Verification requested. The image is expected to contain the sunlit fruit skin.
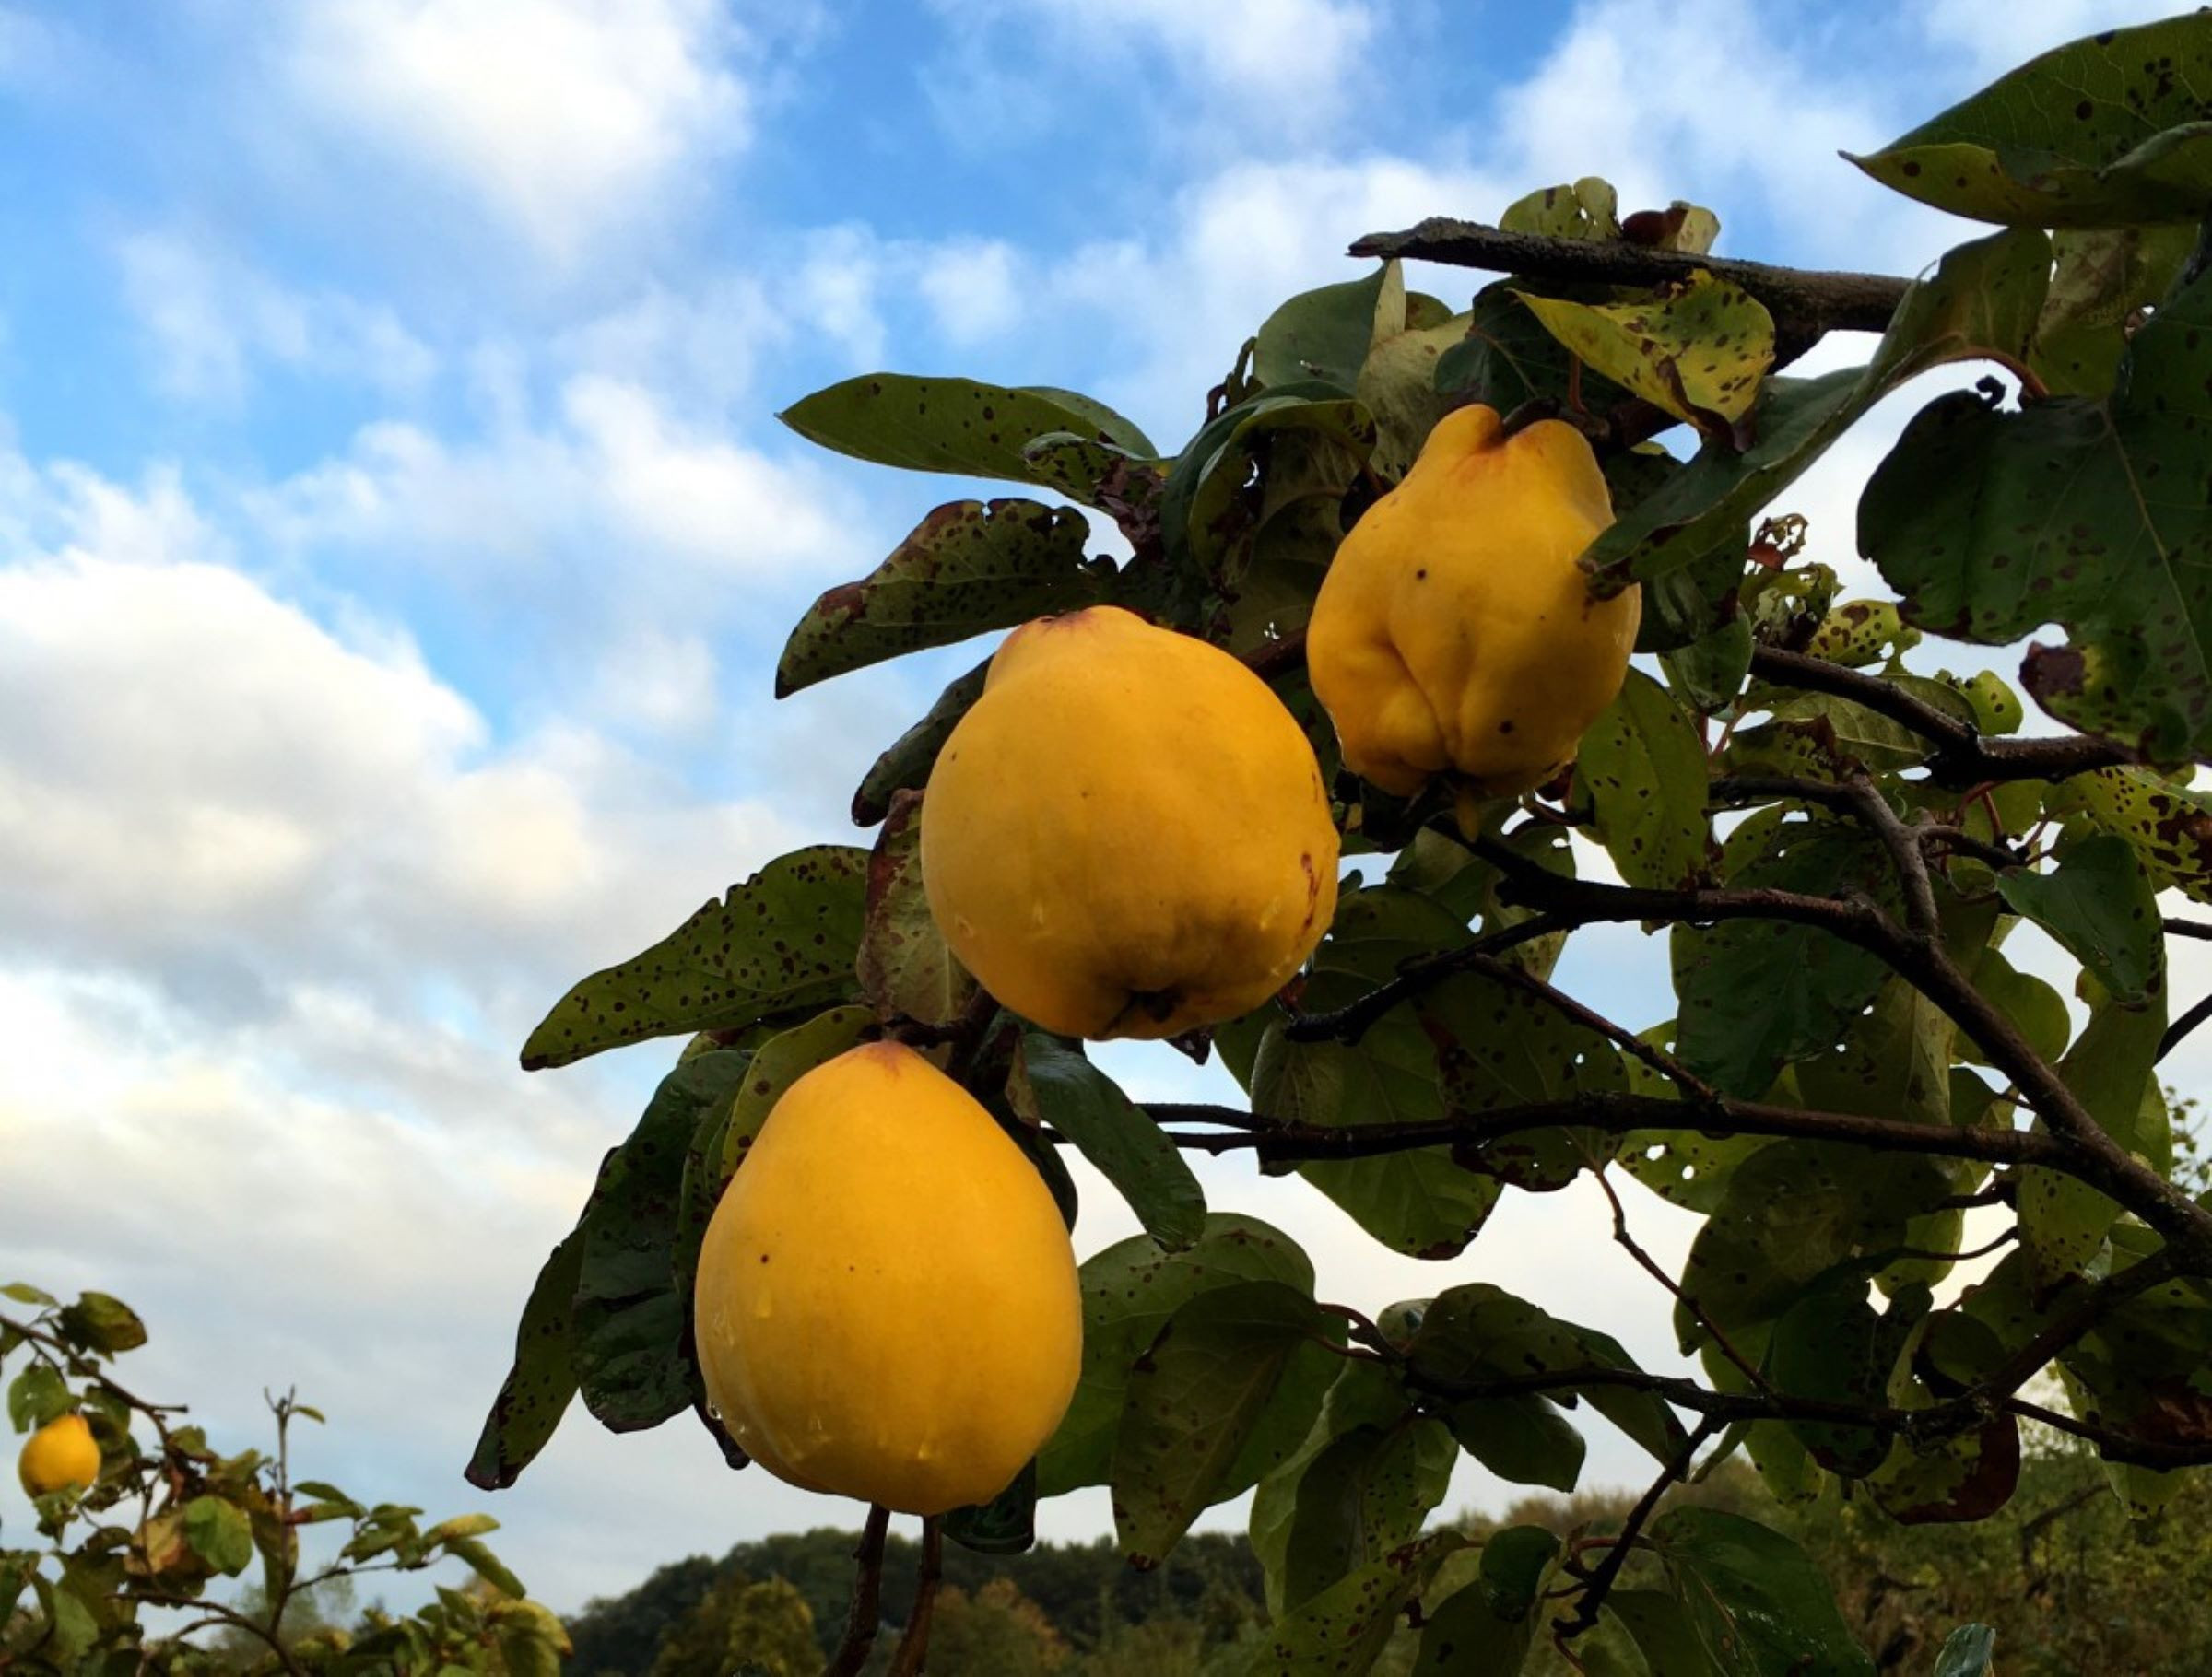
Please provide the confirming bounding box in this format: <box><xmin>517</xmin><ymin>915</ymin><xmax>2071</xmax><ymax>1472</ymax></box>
<box><xmin>18</xmin><ymin>1413</ymin><xmax>100</xmax><ymax>1497</ymax></box>
<box><xmin>692</xmin><ymin>1041</ymin><xmax>1081</xmax><ymax>1516</ymax></box>
<box><xmin>1306</xmin><ymin>404</ymin><xmax>1641</xmax><ymax>800</ymax></box>
<box><xmin>920</xmin><ymin>604</ymin><xmax>1339</xmax><ymax>1039</ymax></box>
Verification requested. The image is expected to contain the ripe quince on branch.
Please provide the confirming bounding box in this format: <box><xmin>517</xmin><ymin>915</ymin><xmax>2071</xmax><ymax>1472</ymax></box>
<box><xmin>691</xmin><ymin>1042</ymin><xmax>1080</xmax><ymax>1516</ymax></box>
<box><xmin>18</xmin><ymin>1412</ymin><xmax>100</xmax><ymax>1497</ymax></box>
<box><xmin>1307</xmin><ymin>405</ymin><xmax>1640</xmax><ymax>810</ymax></box>
<box><xmin>922</xmin><ymin>604</ymin><xmax>1339</xmax><ymax>1039</ymax></box>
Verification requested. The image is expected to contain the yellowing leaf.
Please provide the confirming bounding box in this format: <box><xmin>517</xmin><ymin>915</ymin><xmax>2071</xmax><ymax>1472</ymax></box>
<box><xmin>1514</xmin><ymin>271</ymin><xmax>1775</xmax><ymax>435</ymax></box>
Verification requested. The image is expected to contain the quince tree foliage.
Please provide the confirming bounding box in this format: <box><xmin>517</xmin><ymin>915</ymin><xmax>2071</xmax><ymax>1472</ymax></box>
<box><xmin>1</xmin><ymin>1284</ymin><xmax>565</xmax><ymax>1675</ymax></box>
<box><xmin>477</xmin><ymin>13</ymin><xmax>2212</xmax><ymax>1673</ymax></box>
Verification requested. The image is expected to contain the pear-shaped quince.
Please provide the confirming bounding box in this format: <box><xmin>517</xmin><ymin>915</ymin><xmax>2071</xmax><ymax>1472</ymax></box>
<box><xmin>692</xmin><ymin>1041</ymin><xmax>1080</xmax><ymax>1516</ymax></box>
<box><xmin>1307</xmin><ymin>405</ymin><xmax>1640</xmax><ymax>802</ymax></box>
<box><xmin>921</xmin><ymin>604</ymin><xmax>1339</xmax><ymax>1039</ymax></box>
<box><xmin>18</xmin><ymin>1413</ymin><xmax>100</xmax><ymax>1497</ymax></box>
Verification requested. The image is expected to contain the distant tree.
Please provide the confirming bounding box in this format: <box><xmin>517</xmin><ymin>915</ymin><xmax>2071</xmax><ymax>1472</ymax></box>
<box><xmin>925</xmin><ymin>1577</ymin><xmax>1069</xmax><ymax>1675</ymax></box>
<box><xmin>720</xmin><ymin>1577</ymin><xmax>818</xmax><ymax>1676</ymax></box>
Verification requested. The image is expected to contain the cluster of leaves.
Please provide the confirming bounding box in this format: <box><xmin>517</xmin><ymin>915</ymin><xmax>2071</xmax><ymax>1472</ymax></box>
<box><xmin>2</xmin><ymin>1283</ymin><xmax>563</xmax><ymax>1675</ymax></box>
<box><xmin>476</xmin><ymin>13</ymin><xmax>2212</xmax><ymax>1674</ymax></box>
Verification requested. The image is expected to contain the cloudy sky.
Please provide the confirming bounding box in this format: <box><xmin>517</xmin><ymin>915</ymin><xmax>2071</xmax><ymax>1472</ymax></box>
<box><xmin>2</xmin><ymin>0</ymin><xmax>2199</xmax><ymax>1621</ymax></box>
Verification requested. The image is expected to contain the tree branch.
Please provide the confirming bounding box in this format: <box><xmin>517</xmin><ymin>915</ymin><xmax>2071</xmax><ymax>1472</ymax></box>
<box><xmin>887</xmin><ymin>1516</ymin><xmax>944</xmax><ymax>1677</ymax></box>
<box><xmin>1139</xmin><ymin>1092</ymin><xmax>2065</xmax><ymax>1169</ymax></box>
<box><xmin>1747</xmin><ymin>646</ymin><xmax>2136</xmax><ymax>784</ymax></box>
<box><xmin>824</xmin><ymin>1506</ymin><xmax>891</xmax><ymax>1677</ymax></box>
<box><xmin>1284</xmin><ymin>916</ymin><xmax>1571</xmax><ymax>1044</ymax></box>
<box><xmin>1565</xmin><ymin>1416</ymin><xmax>1724</xmax><ymax>1639</ymax></box>
<box><xmin>1349</xmin><ymin>218</ymin><xmax>1911</xmax><ymax>339</ymax></box>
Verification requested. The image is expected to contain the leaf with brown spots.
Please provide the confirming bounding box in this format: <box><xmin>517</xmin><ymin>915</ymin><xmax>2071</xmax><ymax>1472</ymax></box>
<box><xmin>776</xmin><ymin>498</ymin><xmax>1109</xmax><ymax>696</ymax></box>
<box><xmin>779</xmin><ymin>374</ymin><xmax>1155</xmax><ymax>492</ymax></box>
<box><xmin>1847</xmin><ymin>14</ymin><xmax>2212</xmax><ymax>227</ymax></box>
<box><xmin>1862</xmin><ymin>259</ymin><xmax>2212</xmax><ymax>761</ymax></box>
<box><xmin>520</xmin><ymin>846</ymin><xmax>868</xmax><ymax>1071</ymax></box>
<box><xmin>1516</xmin><ymin>270</ymin><xmax>1776</xmax><ymax>437</ymax></box>
<box><xmin>856</xmin><ymin>792</ymin><xmax>972</xmax><ymax>1027</ymax></box>
<box><xmin>2048</xmin><ymin>766</ymin><xmax>2212</xmax><ymax>903</ymax></box>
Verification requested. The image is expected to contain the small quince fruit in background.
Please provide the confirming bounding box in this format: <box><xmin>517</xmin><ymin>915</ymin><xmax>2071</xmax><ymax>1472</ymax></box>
<box><xmin>921</xmin><ymin>604</ymin><xmax>1339</xmax><ymax>1039</ymax></box>
<box><xmin>1306</xmin><ymin>404</ymin><xmax>1640</xmax><ymax>806</ymax></box>
<box><xmin>692</xmin><ymin>1041</ymin><xmax>1080</xmax><ymax>1516</ymax></box>
<box><xmin>18</xmin><ymin>1412</ymin><xmax>100</xmax><ymax>1497</ymax></box>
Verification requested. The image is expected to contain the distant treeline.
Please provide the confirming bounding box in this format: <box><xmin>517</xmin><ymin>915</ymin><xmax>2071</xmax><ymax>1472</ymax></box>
<box><xmin>565</xmin><ymin>1437</ymin><xmax>2212</xmax><ymax>1676</ymax></box>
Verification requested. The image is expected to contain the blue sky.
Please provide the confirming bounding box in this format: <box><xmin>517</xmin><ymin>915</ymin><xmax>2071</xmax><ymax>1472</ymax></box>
<box><xmin>2</xmin><ymin>0</ymin><xmax>2198</xmax><ymax>1619</ymax></box>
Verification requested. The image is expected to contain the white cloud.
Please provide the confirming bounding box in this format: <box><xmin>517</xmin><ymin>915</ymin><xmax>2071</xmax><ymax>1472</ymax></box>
<box><xmin>916</xmin><ymin>238</ymin><xmax>1025</xmax><ymax>347</ymax></box>
<box><xmin>1917</xmin><ymin>0</ymin><xmax>2184</xmax><ymax>76</ymax></box>
<box><xmin>250</xmin><ymin>374</ymin><xmax>850</xmax><ymax>584</ymax></box>
<box><xmin>283</xmin><ymin>0</ymin><xmax>750</xmax><ymax>259</ymax></box>
<box><xmin>116</xmin><ymin>230</ymin><xmax>437</xmax><ymax>405</ymax></box>
<box><xmin>927</xmin><ymin>0</ymin><xmax>1379</xmax><ymax>148</ymax></box>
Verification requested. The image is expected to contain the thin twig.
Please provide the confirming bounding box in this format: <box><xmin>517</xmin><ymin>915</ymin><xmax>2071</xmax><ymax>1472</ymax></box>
<box><xmin>1842</xmin><ymin>773</ymin><xmax>1939</xmax><ymax>936</ymax></box>
<box><xmin>888</xmin><ymin>1517</ymin><xmax>944</xmax><ymax>1677</ymax></box>
<box><xmin>1593</xmin><ymin>1166</ymin><xmax>1767</xmax><ymax>1392</ymax></box>
<box><xmin>2160</xmin><ymin>991</ymin><xmax>2212</xmax><ymax>1063</ymax></box>
<box><xmin>1284</xmin><ymin>916</ymin><xmax>1571</xmax><ymax>1043</ymax></box>
<box><xmin>1564</xmin><ymin>1417</ymin><xmax>1724</xmax><ymax>1638</ymax></box>
<box><xmin>825</xmin><ymin>1506</ymin><xmax>892</xmax><ymax>1677</ymax></box>
<box><xmin>1242</xmin><ymin>628</ymin><xmax>1309</xmax><ymax>683</ymax></box>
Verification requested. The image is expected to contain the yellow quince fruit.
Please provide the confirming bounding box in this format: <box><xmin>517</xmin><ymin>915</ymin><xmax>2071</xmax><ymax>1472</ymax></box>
<box><xmin>921</xmin><ymin>604</ymin><xmax>1339</xmax><ymax>1039</ymax></box>
<box><xmin>692</xmin><ymin>1041</ymin><xmax>1080</xmax><ymax>1515</ymax></box>
<box><xmin>18</xmin><ymin>1413</ymin><xmax>100</xmax><ymax>1497</ymax></box>
<box><xmin>1307</xmin><ymin>404</ymin><xmax>1640</xmax><ymax>804</ymax></box>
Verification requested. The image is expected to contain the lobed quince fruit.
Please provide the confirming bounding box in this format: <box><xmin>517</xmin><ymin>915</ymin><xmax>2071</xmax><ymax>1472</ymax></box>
<box><xmin>18</xmin><ymin>1413</ymin><xmax>100</xmax><ymax>1497</ymax></box>
<box><xmin>921</xmin><ymin>604</ymin><xmax>1338</xmax><ymax>1039</ymax></box>
<box><xmin>1306</xmin><ymin>405</ymin><xmax>1641</xmax><ymax>805</ymax></box>
<box><xmin>692</xmin><ymin>1041</ymin><xmax>1080</xmax><ymax>1516</ymax></box>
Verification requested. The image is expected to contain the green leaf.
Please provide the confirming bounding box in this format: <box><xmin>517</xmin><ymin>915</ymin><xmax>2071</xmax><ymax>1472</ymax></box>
<box><xmin>1516</xmin><ymin>272</ymin><xmax>1775</xmax><ymax>433</ymax></box>
<box><xmin>1414</xmin><ymin>1526</ymin><xmax>1563</xmax><ymax>1674</ymax></box>
<box><xmin>1862</xmin><ymin>259</ymin><xmax>2212</xmax><ymax>758</ymax></box>
<box><xmin>1273</xmin><ymin>1417</ymin><xmax>1456</xmax><ymax>1613</ymax></box>
<box><xmin>7</xmin><ymin>1365</ymin><xmax>67</xmax><ymax>1431</ymax></box>
<box><xmin>1040</xmin><ymin>1215</ymin><xmax>1313</xmax><ymax>1496</ymax></box>
<box><xmin>1672</xmin><ymin>820</ymin><xmax>1894</xmax><ymax>1096</ymax></box>
<box><xmin>30</xmin><ymin>1575</ymin><xmax>97</xmax><ymax>1663</ymax></box>
<box><xmin>1438</xmin><ymin>279</ymin><xmax>1632</xmax><ymax>417</ymax></box>
<box><xmin>851</xmin><ymin>657</ymin><xmax>988</xmax><ymax>827</ymax></box>
<box><xmin>2034</xmin><ymin>224</ymin><xmax>2195</xmax><ymax>395</ymax></box>
<box><xmin>1578</xmin><ymin>668</ymin><xmax>1711</xmax><ymax>890</ymax></box>
<box><xmin>1765</xmin><ymin>1276</ymin><xmax>1900</xmax><ymax>1478</ymax></box>
<box><xmin>1241</xmin><ymin>1534</ymin><xmax>1468</xmax><ymax>1676</ymax></box>
<box><xmin>1013</xmin><ymin>1035</ymin><xmax>1205</xmax><ymax>1253</ymax></box>
<box><xmin>1501</xmin><ymin>179</ymin><xmax>1620</xmax><ymax>240</ymax></box>
<box><xmin>574</xmin><ymin>1050</ymin><xmax>755</xmax><ymax>1432</ymax></box>
<box><xmin>2021</xmin><ymin>991</ymin><xmax>2168</xmax><ymax>1281</ymax></box>
<box><xmin>1406</xmin><ymin>1284</ymin><xmax>1688</xmax><ymax>1471</ymax></box>
<box><xmin>1996</xmin><ymin>832</ymin><xmax>2164</xmax><ymax>1004</ymax></box>
<box><xmin>2047</xmin><ymin>766</ymin><xmax>2212</xmax><ymax>903</ymax></box>
<box><xmin>1607</xmin><ymin>1588</ymin><xmax>1722</xmax><ymax>1675</ymax></box>
<box><xmin>1846</xmin><ymin>16</ymin><xmax>2212</xmax><ymax>227</ymax></box>
<box><xmin>1661</xmin><ymin>615</ymin><xmax>1755</xmax><ymax>713</ymax></box>
<box><xmin>520</xmin><ymin>846</ymin><xmax>866</xmax><ymax>1070</ymax></box>
<box><xmin>1357</xmin><ymin>281</ymin><xmax>1472</xmax><ymax>477</ymax></box>
<box><xmin>1175</xmin><ymin>396</ymin><xmax>1373</xmax><ymax>583</ymax></box>
<box><xmin>53</xmin><ymin>1292</ymin><xmax>146</xmax><ymax>1356</ymax></box>
<box><xmin>1676</xmin><ymin>1142</ymin><xmax>1952</xmax><ymax>1349</ymax></box>
<box><xmin>182</xmin><ymin>1495</ymin><xmax>254</xmax><ymax>1577</ymax></box>
<box><xmin>1445</xmin><ymin>1392</ymin><xmax>1584</xmax><ymax>1492</ymax></box>
<box><xmin>424</xmin><ymin>1513</ymin><xmax>500</xmax><ymax>1545</ymax></box>
<box><xmin>1113</xmin><ymin>1280</ymin><xmax>1340</xmax><ymax>1566</ymax></box>
<box><xmin>0</xmin><ymin>1283</ymin><xmax>56</xmax><ymax>1307</ymax></box>
<box><xmin>1649</xmin><ymin>1507</ymin><xmax>1874</xmax><ymax>1677</ymax></box>
<box><xmin>1584</xmin><ymin>228</ymin><xmax>2052</xmax><ymax>599</ymax></box>
<box><xmin>1253</xmin><ymin>266</ymin><xmax>1393</xmax><ymax>393</ymax></box>
<box><xmin>466</xmin><ymin>1226</ymin><xmax>584</xmax><ymax>1490</ymax></box>
<box><xmin>945</xmin><ymin>1459</ymin><xmax>1038</xmax><ymax>1555</ymax></box>
<box><xmin>1868</xmin><ymin>1311</ymin><xmax>2022</xmax><ymax>1525</ymax></box>
<box><xmin>1934</xmin><ymin>1624</ymin><xmax>1997</xmax><ymax>1677</ymax></box>
<box><xmin>856</xmin><ymin>792</ymin><xmax>972</xmax><ymax>1027</ymax></box>
<box><xmin>775</xmin><ymin>499</ymin><xmax>1104</xmax><ymax>696</ymax></box>
<box><xmin>443</xmin><ymin>1536</ymin><xmax>525</xmax><ymax>1599</ymax></box>
<box><xmin>779</xmin><ymin>375</ymin><xmax>1154</xmax><ymax>489</ymax></box>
